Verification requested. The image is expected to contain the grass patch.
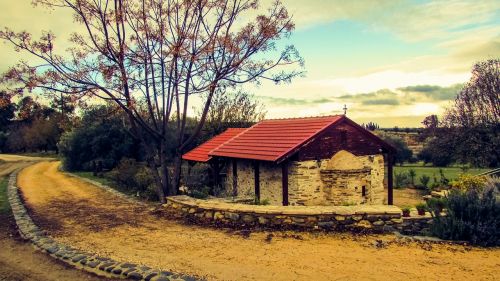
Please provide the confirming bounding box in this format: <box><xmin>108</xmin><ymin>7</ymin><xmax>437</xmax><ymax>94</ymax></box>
<box><xmin>0</xmin><ymin>177</ymin><xmax>10</xmax><ymax>215</ymax></box>
<box><xmin>70</xmin><ymin>171</ymin><xmax>138</xmax><ymax>197</ymax></box>
<box><xmin>19</xmin><ymin>152</ymin><xmax>60</xmax><ymax>159</ymax></box>
<box><xmin>394</xmin><ymin>165</ymin><xmax>490</xmax><ymax>181</ymax></box>
<box><xmin>70</xmin><ymin>171</ymin><xmax>113</xmax><ymax>186</ymax></box>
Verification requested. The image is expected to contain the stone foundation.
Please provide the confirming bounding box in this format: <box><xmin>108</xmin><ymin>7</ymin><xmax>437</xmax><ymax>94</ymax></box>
<box><xmin>165</xmin><ymin>196</ymin><xmax>403</xmax><ymax>232</ymax></box>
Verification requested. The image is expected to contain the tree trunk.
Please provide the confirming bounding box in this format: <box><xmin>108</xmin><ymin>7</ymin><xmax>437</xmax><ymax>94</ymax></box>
<box><xmin>171</xmin><ymin>154</ymin><xmax>182</xmax><ymax>195</ymax></box>
<box><xmin>146</xmin><ymin>156</ymin><xmax>166</xmax><ymax>203</ymax></box>
<box><xmin>159</xmin><ymin>143</ymin><xmax>171</xmax><ymax>196</ymax></box>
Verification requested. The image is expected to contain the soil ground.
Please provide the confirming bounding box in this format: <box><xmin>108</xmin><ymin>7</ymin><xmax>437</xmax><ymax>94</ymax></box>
<box><xmin>15</xmin><ymin>160</ymin><xmax>500</xmax><ymax>281</ymax></box>
<box><xmin>0</xmin><ymin>154</ymin><xmax>112</xmax><ymax>281</ymax></box>
<box><xmin>393</xmin><ymin>188</ymin><xmax>426</xmax><ymax>207</ymax></box>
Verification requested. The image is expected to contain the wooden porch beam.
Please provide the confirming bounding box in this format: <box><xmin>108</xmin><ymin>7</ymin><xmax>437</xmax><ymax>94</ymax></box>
<box><xmin>282</xmin><ymin>161</ymin><xmax>289</xmax><ymax>206</ymax></box>
<box><xmin>388</xmin><ymin>154</ymin><xmax>394</xmax><ymax>205</ymax></box>
<box><xmin>254</xmin><ymin>161</ymin><xmax>260</xmax><ymax>202</ymax></box>
<box><xmin>232</xmin><ymin>159</ymin><xmax>238</xmax><ymax>197</ymax></box>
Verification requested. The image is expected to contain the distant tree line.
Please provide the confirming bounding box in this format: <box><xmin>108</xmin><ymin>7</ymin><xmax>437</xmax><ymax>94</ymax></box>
<box><xmin>0</xmin><ymin>92</ymin><xmax>73</xmax><ymax>153</ymax></box>
<box><xmin>418</xmin><ymin>59</ymin><xmax>499</xmax><ymax>168</ymax></box>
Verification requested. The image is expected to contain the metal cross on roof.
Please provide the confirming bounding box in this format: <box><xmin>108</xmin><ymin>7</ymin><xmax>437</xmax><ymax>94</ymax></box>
<box><xmin>343</xmin><ymin>104</ymin><xmax>348</xmax><ymax>115</ymax></box>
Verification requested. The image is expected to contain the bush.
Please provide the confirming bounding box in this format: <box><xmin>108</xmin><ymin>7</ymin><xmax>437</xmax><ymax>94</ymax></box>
<box><xmin>426</xmin><ymin>197</ymin><xmax>445</xmax><ymax>212</ymax></box>
<box><xmin>450</xmin><ymin>174</ymin><xmax>486</xmax><ymax>191</ymax></box>
<box><xmin>58</xmin><ymin>106</ymin><xmax>140</xmax><ymax>171</ymax></box>
<box><xmin>107</xmin><ymin>158</ymin><xmax>157</xmax><ymax>200</ymax></box>
<box><xmin>419</xmin><ymin>175</ymin><xmax>430</xmax><ymax>189</ymax></box>
<box><xmin>394</xmin><ymin>171</ymin><xmax>410</xmax><ymax>188</ymax></box>
<box><xmin>430</xmin><ymin>181</ymin><xmax>499</xmax><ymax>246</ymax></box>
<box><xmin>189</xmin><ymin>186</ymin><xmax>210</xmax><ymax>199</ymax></box>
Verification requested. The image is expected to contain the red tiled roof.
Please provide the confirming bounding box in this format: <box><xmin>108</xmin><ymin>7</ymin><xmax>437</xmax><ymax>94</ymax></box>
<box><xmin>182</xmin><ymin>128</ymin><xmax>247</xmax><ymax>162</ymax></box>
<box><xmin>209</xmin><ymin>115</ymin><xmax>344</xmax><ymax>162</ymax></box>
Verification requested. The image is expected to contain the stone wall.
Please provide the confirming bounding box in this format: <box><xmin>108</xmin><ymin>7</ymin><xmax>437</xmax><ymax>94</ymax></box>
<box><xmin>396</xmin><ymin>216</ymin><xmax>434</xmax><ymax>236</ymax></box>
<box><xmin>165</xmin><ymin>196</ymin><xmax>403</xmax><ymax>232</ymax></box>
<box><xmin>224</xmin><ymin>150</ymin><xmax>386</xmax><ymax>206</ymax></box>
<box><xmin>290</xmin><ymin>151</ymin><xmax>387</xmax><ymax>206</ymax></box>
<box><xmin>226</xmin><ymin>160</ymin><xmax>254</xmax><ymax>198</ymax></box>
<box><xmin>259</xmin><ymin>162</ymin><xmax>283</xmax><ymax>205</ymax></box>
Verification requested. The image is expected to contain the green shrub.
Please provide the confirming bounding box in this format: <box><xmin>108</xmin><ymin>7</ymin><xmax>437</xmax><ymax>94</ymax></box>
<box><xmin>430</xmin><ymin>183</ymin><xmax>499</xmax><ymax>246</ymax></box>
<box><xmin>107</xmin><ymin>158</ymin><xmax>156</xmax><ymax>200</ymax></box>
<box><xmin>415</xmin><ymin>203</ymin><xmax>427</xmax><ymax>211</ymax></box>
<box><xmin>419</xmin><ymin>175</ymin><xmax>430</xmax><ymax>189</ymax></box>
<box><xmin>394</xmin><ymin>171</ymin><xmax>410</xmax><ymax>188</ymax></box>
<box><xmin>190</xmin><ymin>186</ymin><xmax>210</xmax><ymax>199</ymax></box>
<box><xmin>408</xmin><ymin>169</ymin><xmax>416</xmax><ymax>186</ymax></box>
<box><xmin>426</xmin><ymin>197</ymin><xmax>445</xmax><ymax>212</ymax></box>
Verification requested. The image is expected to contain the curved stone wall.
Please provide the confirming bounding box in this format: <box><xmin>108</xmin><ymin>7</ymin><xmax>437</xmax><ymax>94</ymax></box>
<box><xmin>7</xmin><ymin>171</ymin><xmax>196</xmax><ymax>281</ymax></box>
<box><xmin>165</xmin><ymin>196</ymin><xmax>403</xmax><ymax>232</ymax></box>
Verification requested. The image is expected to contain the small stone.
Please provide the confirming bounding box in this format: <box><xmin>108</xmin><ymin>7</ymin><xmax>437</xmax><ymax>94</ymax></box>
<box><xmin>373</xmin><ymin>220</ymin><xmax>385</xmax><ymax>226</ymax></box>
<box><xmin>120</xmin><ymin>263</ymin><xmax>137</xmax><ymax>268</ymax></box>
<box><xmin>84</xmin><ymin>260</ymin><xmax>98</xmax><ymax>268</ymax></box>
<box><xmin>214</xmin><ymin>212</ymin><xmax>224</xmax><ymax>220</ymax></box>
<box><xmin>356</xmin><ymin>220</ymin><xmax>372</xmax><ymax>228</ymax></box>
<box><xmin>258</xmin><ymin>216</ymin><xmax>269</xmax><ymax>224</ymax></box>
<box><xmin>188</xmin><ymin>208</ymin><xmax>196</xmax><ymax>214</ymax></box>
<box><xmin>204</xmin><ymin>211</ymin><xmax>213</xmax><ymax>219</ymax></box>
<box><xmin>225</xmin><ymin>212</ymin><xmax>239</xmax><ymax>221</ymax></box>
<box><xmin>335</xmin><ymin>216</ymin><xmax>346</xmax><ymax>221</ymax></box>
<box><xmin>352</xmin><ymin>215</ymin><xmax>363</xmax><ymax>221</ymax></box>
<box><xmin>127</xmin><ymin>272</ymin><xmax>143</xmax><ymax>280</ymax></box>
<box><xmin>46</xmin><ymin>245</ymin><xmax>59</xmax><ymax>254</ymax></box>
<box><xmin>112</xmin><ymin>268</ymin><xmax>123</xmax><ymax>274</ymax></box>
<box><xmin>71</xmin><ymin>255</ymin><xmax>86</xmax><ymax>263</ymax></box>
<box><xmin>391</xmin><ymin>218</ymin><xmax>403</xmax><ymax>224</ymax></box>
<box><xmin>292</xmin><ymin>217</ymin><xmax>305</xmax><ymax>223</ymax></box>
<box><xmin>99</xmin><ymin>262</ymin><xmax>114</xmax><ymax>270</ymax></box>
<box><xmin>241</xmin><ymin>214</ymin><xmax>255</xmax><ymax>223</ymax></box>
<box><xmin>144</xmin><ymin>272</ymin><xmax>158</xmax><ymax>281</ymax></box>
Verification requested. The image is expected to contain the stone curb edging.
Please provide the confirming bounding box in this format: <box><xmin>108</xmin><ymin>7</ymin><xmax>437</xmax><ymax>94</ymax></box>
<box><xmin>7</xmin><ymin>170</ymin><xmax>199</xmax><ymax>281</ymax></box>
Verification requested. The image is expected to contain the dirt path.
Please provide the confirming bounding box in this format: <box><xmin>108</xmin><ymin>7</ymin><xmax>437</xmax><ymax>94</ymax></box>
<box><xmin>18</xmin><ymin>161</ymin><xmax>500</xmax><ymax>281</ymax></box>
<box><xmin>0</xmin><ymin>154</ymin><xmax>111</xmax><ymax>281</ymax></box>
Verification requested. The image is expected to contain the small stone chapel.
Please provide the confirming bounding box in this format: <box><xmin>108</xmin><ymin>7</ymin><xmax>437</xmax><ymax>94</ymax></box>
<box><xmin>183</xmin><ymin>115</ymin><xmax>396</xmax><ymax>206</ymax></box>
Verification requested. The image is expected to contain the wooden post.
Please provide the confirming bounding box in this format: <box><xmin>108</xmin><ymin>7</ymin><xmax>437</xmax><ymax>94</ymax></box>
<box><xmin>232</xmin><ymin>159</ymin><xmax>238</xmax><ymax>197</ymax></box>
<box><xmin>282</xmin><ymin>161</ymin><xmax>289</xmax><ymax>206</ymax></box>
<box><xmin>388</xmin><ymin>154</ymin><xmax>394</xmax><ymax>205</ymax></box>
<box><xmin>254</xmin><ymin>161</ymin><xmax>260</xmax><ymax>202</ymax></box>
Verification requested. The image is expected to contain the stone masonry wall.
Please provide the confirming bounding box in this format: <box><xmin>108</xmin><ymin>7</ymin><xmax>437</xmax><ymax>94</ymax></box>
<box><xmin>288</xmin><ymin>152</ymin><xmax>385</xmax><ymax>206</ymax></box>
<box><xmin>226</xmin><ymin>160</ymin><xmax>255</xmax><ymax>198</ymax></box>
<box><xmin>224</xmin><ymin>151</ymin><xmax>385</xmax><ymax>207</ymax></box>
<box><xmin>259</xmin><ymin>162</ymin><xmax>283</xmax><ymax>205</ymax></box>
<box><xmin>166</xmin><ymin>196</ymin><xmax>403</xmax><ymax>232</ymax></box>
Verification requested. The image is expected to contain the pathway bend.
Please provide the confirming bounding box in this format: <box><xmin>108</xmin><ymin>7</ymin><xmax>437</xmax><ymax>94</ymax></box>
<box><xmin>17</xmin><ymin>161</ymin><xmax>500</xmax><ymax>281</ymax></box>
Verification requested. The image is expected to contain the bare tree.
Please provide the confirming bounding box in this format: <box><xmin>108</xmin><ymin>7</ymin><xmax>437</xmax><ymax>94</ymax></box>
<box><xmin>444</xmin><ymin>59</ymin><xmax>499</xmax><ymax>128</ymax></box>
<box><xmin>0</xmin><ymin>0</ymin><xmax>303</xmax><ymax>202</ymax></box>
<box><xmin>201</xmin><ymin>89</ymin><xmax>265</xmax><ymax>136</ymax></box>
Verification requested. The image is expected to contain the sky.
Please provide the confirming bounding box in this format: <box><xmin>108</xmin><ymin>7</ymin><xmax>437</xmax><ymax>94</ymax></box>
<box><xmin>0</xmin><ymin>0</ymin><xmax>499</xmax><ymax>127</ymax></box>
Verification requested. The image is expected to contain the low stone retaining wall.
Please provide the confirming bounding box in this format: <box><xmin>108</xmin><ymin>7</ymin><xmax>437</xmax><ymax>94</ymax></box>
<box><xmin>396</xmin><ymin>216</ymin><xmax>433</xmax><ymax>235</ymax></box>
<box><xmin>7</xmin><ymin>171</ymin><xmax>196</xmax><ymax>281</ymax></box>
<box><xmin>165</xmin><ymin>196</ymin><xmax>403</xmax><ymax>232</ymax></box>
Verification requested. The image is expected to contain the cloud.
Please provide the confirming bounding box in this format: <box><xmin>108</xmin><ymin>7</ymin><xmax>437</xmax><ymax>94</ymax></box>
<box><xmin>401</xmin><ymin>84</ymin><xmax>462</xmax><ymax>100</ymax></box>
<box><xmin>361</xmin><ymin>99</ymin><xmax>400</xmax><ymax>106</ymax></box>
<box><xmin>273</xmin><ymin>0</ymin><xmax>500</xmax><ymax>42</ymax></box>
<box><xmin>260</xmin><ymin>96</ymin><xmax>334</xmax><ymax>106</ymax></box>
